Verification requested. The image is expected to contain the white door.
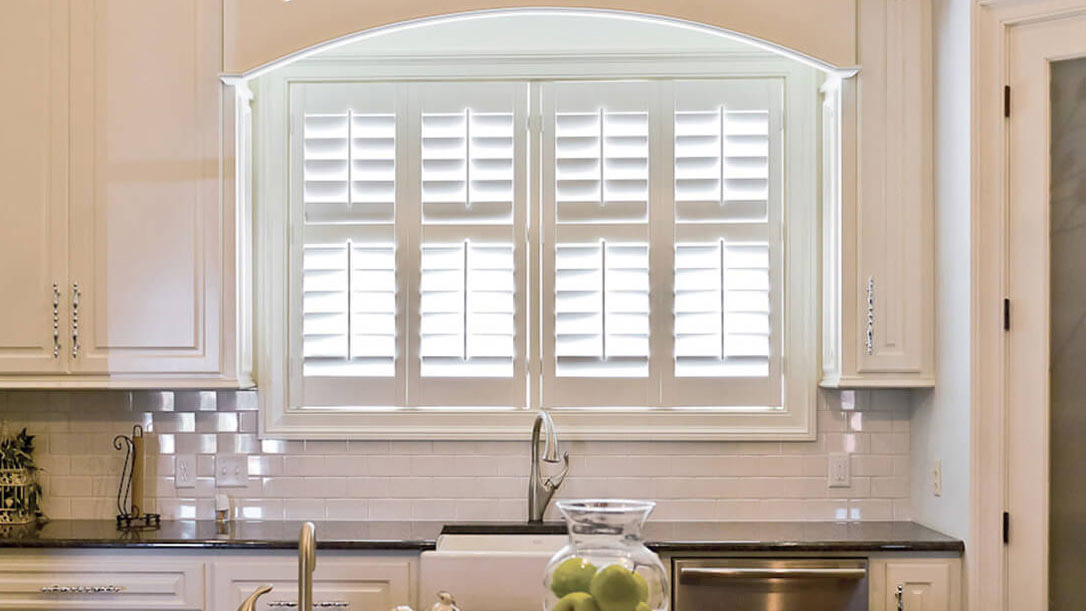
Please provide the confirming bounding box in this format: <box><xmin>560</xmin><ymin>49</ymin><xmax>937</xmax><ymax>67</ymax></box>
<box><xmin>1005</xmin><ymin>11</ymin><xmax>1086</xmax><ymax>611</ymax></box>
<box><xmin>67</xmin><ymin>0</ymin><xmax>225</xmax><ymax>375</ymax></box>
<box><xmin>0</xmin><ymin>1</ymin><xmax>69</xmax><ymax>374</ymax></box>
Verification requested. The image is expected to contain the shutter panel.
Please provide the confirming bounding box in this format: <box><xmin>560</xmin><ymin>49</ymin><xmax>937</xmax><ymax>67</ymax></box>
<box><xmin>419</xmin><ymin>241</ymin><xmax>515</xmax><ymax>377</ymax></box>
<box><xmin>291</xmin><ymin>83</ymin><xmax>402</xmax><ymax>408</ymax></box>
<box><xmin>674</xmin><ymin>240</ymin><xmax>770</xmax><ymax>377</ymax></box>
<box><xmin>554</xmin><ymin>242</ymin><xmax>649</xmax><ymax>377</ymax></box>
<box><xmin>409</xmin><ymin>82</ymin><xmax>527</xmax><ymax>407</ymax></box>
<box><xmin>542</xmin><ymin>81</ymin><xmax>655</xmax><ymax>407</ymax></box>
<box><xmin>664</xmin><ymin>79</ymin><xmax>783</xmax><ymax>407</ymax></box>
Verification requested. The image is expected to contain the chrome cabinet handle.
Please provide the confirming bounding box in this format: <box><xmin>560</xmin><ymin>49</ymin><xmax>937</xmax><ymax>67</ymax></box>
<box><xmin>71</xmin><ymin>283</ymin><xmax>80</xmax><ymax>358</ymax></box>
<box><xmin>40</xmin><ymin>585</ymin><xmax>126</xmax><ymax>594</ymax></box>
<box><xmin>267</xmin><ymin>602</ymin><xmax>350</xmax><ymax>608</ymax></box>
<box><xmin>865</xmin><ymin>276</ymin><xmax>875</xmax><ymax>356</ymax></box>
<box><xmin>52</xmin><ymin>283</ymin><xmax>60</xmax><ymax>358</ymax></box>
<box><xmin>895</xmin><ymin>583</ymin><xmax>904</xmax><ymax>610</ymax></box>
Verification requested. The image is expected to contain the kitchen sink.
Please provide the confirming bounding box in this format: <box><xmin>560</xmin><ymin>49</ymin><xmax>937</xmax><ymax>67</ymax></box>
<box><xmin>420</xmin><ymin>533</ymin><xmax>568</xmax><ymax>611</ymax></box>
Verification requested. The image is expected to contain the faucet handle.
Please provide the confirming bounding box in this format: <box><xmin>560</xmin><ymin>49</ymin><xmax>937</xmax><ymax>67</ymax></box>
<box><xmin>430</xmin><ymin>591</ymin><xmax>460</xmax><ymax>611</ymax></box>
<box><xmin>237</xmin><ymin>585</ymin><xmax>273</xmax><ymax>611</ymax></box>
<box><xmin>545</xmin><ymin>451</ymin><xmax>570</xmax><ymax>490</ymax></box>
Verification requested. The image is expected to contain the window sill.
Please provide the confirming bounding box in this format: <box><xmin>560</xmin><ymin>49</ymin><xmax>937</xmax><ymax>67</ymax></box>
<box><xmin>261</xmin><ymin>404</ymin><xmax>816</xmax><ymax>441</ymax></box>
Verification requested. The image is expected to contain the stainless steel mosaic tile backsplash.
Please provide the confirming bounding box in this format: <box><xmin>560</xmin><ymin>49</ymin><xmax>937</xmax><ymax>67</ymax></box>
<box><xmin>0</xmin><ymin>389</ymin><xmax>913</xmax><ymax>522</ymax></box>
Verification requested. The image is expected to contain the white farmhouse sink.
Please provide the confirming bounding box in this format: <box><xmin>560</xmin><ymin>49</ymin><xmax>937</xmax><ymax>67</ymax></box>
<box><xmin>419</xmin><ymin>535</ymin><xmax>568</xmax><ymax>611</ymax></box>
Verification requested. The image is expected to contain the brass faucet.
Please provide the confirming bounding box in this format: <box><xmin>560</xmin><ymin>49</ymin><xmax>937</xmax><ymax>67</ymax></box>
<box><xmin>528</xmin><ymin>411</ymin><xmax>570</xmax><ymax>522</ymax></box>
<box><xmin>299</xmin><ymin>521</ymin><xmax>317</xmax><ymax>611</ymax></box>
<box><xmin>235</xmin><ymin>522</ymin><xmax>317</xmax><ymax>611</ymax></box>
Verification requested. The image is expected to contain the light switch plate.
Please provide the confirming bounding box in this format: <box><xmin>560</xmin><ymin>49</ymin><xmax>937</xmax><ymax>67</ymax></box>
<box><xmin>215</xmin><ymin>455</ymin><xmax>249</xmax><ymax>487</ymax></box>
<box><xmin>828</xmin><ymin>453</ymin><xmax>850</xmax><ymax>488</ymax></box>
<box><xmin>175</xmin><ymin>454</ymin><xmax>196</xmax><ymax>489</ymax></box>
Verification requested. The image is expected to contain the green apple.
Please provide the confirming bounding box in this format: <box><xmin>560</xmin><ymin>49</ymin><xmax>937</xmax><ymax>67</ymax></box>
<box><xmin>635</xmin><ymin>603</ymin><xmax>651</xmax><ymax>611</ymax></box>
<box><xmin>632</xmin><ymin>572</ymin><xmax>648</xmax><ymax>602</ymax></box>
<box><xmin>589</xmin><ymin>565</ymin><xmax>643</xmax><ymax>611</ymax></box>
<box><xmin>554</xmin><ymin>592</ymin><xmax>601</xmax><ymax>611</ymax></box>
<box><xmin>551</xmin><ymin>557</ymin><xmax>599</xmax><ymax>597</ymax></box>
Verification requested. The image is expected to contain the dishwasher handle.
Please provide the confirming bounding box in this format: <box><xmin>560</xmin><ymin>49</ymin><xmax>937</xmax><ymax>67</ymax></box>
<box><xmin>679</xmin><ymin>566</ymin><xmax>868</xmax><ymax>581</ymax></box>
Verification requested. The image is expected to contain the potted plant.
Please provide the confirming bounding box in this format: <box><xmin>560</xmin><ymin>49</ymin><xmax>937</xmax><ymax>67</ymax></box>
<box><xmin>0</xmin><ymin>425</ymin><xmax>44</xmax><ymax>524</ymax></box>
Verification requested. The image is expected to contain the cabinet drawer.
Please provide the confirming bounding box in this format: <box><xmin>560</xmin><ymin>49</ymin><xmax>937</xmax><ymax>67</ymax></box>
<box><xmin>214</xmin><ymin>559</ymin><xmax>413</xmax><ymax>611</ymax></box>
<box><xmin>0</xmin><ymin>559</ymin><xmax>205</xmax><ymax>610</ymax></box>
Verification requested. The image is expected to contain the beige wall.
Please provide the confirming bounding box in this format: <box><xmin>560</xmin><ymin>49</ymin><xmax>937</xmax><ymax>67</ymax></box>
<box><xmin>223</xmin><ymin>0</ymin><xmax>857</xmax><ymax>73</ymax></box>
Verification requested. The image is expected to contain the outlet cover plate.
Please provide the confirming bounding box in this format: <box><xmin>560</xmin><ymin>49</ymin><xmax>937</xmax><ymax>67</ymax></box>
<box><xmin>215</xmin><ymin>455</ymin><xmax>249</xmax><ymax>487</ymax></box>
<box><xmin>828</xmin><ymin>453</ymin><xmax>851</xmax><ymax>488</ymax></box>
<box><xmin>175</xmin><ymin>454</ymin><xmax>196</xmax><ymax>489</ymax></box>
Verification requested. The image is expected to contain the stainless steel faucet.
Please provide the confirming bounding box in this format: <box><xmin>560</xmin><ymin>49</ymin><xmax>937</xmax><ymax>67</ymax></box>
<box><xmin>528</xmin><ymin>411</ymin><xmax>570</xmax><ymax>522</ymax></box>
<box><xmin>235</xmin><ymin>522</ymin><xmax>317</xmax><ymax>611</ymax></box>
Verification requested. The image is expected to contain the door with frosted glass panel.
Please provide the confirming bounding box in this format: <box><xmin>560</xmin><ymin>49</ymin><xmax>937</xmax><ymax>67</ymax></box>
<box><xmin>1004</xmin><ymin>13</ymin><xmax>1086</xmax><ymax>610</ymax></box>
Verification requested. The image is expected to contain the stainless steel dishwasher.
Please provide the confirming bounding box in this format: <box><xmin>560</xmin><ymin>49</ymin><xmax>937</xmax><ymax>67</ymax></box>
<box><xmin>673</xmin><ymin>558</ymin><xmax>868</xmax><ymax>611</ymax></box>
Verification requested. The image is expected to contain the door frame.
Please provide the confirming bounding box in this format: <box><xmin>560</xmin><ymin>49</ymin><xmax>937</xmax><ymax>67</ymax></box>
<box><xmin>973</xmin><ymin>2</ymin><xmax>1086</xmax><ymax>610</ymax></box>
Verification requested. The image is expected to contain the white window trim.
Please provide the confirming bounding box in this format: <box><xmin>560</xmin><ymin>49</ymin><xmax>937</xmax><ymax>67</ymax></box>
<box><xmin>250</xmin><ymin>52</ymin><xmax>821</xmax><ymax>440</ymax></box>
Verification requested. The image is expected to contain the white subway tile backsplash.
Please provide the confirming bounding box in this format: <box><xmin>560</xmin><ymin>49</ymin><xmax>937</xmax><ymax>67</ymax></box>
<box><xmin>0</xmin><ymin>389</ymin><xmax>913</xmax><ymax>522</ymax></box>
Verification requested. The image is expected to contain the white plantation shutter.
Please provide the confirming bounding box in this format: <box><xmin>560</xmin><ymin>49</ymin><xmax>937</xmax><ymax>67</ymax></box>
<box><xmin>285</xmin><ymin>75</ymin><xmax>790</xmax><ymax>415</ymax></box>
<box><xmin>542</xmin><ymin>82</ymin><xmax>656</xmax><ymax>407</ymax></box>
<box><xmin>291</xmin><ymin>83</ymin><xmax>402</xmax><ymax>407</ymax></box>
<box><xmin>409</xmin><ymin>82</ymin><xmax>527</xmax><ymax>407</ymax></box>
<box><xmin>664</xmin><ymin>79</ymin><xmax>783</xmax><ymax>407</ymax></box>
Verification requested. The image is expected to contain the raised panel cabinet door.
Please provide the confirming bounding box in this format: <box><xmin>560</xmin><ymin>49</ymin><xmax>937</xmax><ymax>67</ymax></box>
<box><xmin>884</xmin><ymin>562</ymin><xmax>951</xmax><ymax>611</ymax></box>
<box><xmin>0</xmin><ymin>0</ymin><xmax>69</xmax><ymax>374</ymax></box>
<box><xmin>853</xmin><ymin>0</ymin><xmax>934</xmax><ymax>381</ymax></box>
<box><xmin>210</xmin><ymin>557</ymin><xmax>414</xmax><ymax>611</ymax></box>
<box><xmin>68</xmin><ymin>0</ymin><xmax>224</xmax><ymax>374</ymax></box>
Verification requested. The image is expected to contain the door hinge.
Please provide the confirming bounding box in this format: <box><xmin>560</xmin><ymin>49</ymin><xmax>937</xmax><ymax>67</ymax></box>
<box><xmin>1003</xmin><ymin>511</ymin><xmax>1010</xmax><ymax>544</ymax></box>
<box><xmin>1004</xmin><ymin>85</ymin><xmax>1011</xmax><ymax>118</ymax></box>
<box><xmin>1003</xmin><ymin>298</ymin><xmax>1011</xmax><ymax>331</ymax></box>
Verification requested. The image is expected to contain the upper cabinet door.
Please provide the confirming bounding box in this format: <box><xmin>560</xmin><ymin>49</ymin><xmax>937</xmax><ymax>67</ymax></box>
<box><xmin>821</xmin><ymin>0</ymin><xmax>935</xmax><ymax>388</ymax></box>
<box><xmin>0</xmin><ymin>1</ymin><xmax>69</xmax><ymax>374</ymax></box>
<box><xmin>68</xmin><ymin>0</ymin><xmax>225</xmax><ymax>375</ymax></box>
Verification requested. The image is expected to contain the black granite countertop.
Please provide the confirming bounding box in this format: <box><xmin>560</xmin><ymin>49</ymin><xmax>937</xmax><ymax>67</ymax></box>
<box><xmin>0</xmin><ymin>520</ymin><xmax>962</xmax><ymax>554</ymax></box>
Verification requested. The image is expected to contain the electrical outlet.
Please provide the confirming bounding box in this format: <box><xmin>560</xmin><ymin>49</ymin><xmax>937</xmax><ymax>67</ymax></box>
<box><xmin>828</xmin><ymin>453</ymin><xmax>850</xmax><ymax>488</ymax></box>
<box><xmin>932</xmin><ymin>459</ymin><xmax>943</xmax><ymax>497</ymax></box>
<box><xmin>175</xmin><ymin>454</ymin><xmax>196</xmax><ymax>489</ymax></box>
<box><xmin>215</xmin><ymin>455</ymin><xmax>249</xmax><ymax>487</ymax></box>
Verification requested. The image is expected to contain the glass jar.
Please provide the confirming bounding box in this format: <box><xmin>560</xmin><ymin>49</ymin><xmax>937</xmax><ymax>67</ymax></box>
<box><xmin>543</xmin><ymin>500</ymin><xmax>669</xmax><ymax>611</ymax></box>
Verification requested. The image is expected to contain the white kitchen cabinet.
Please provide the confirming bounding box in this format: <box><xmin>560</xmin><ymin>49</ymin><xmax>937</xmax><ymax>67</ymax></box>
<box><xmin>0</xmin><ymin>0</ymin><xmax>248</xmax><ymax>388</ymax></box>
<box><xmin>0</xmin><ymin>1</ymin><xmax>68</xmax><ymax>376</ymax></box>
<box><xmin>211</xmin><ymin>556</ymin><xmax>415</xmax><ymax>611</ymax></box>
<box><xmin>821</xmin><ymin>0</ymin><xmax>935</xmax><ymax>388</ymax></box>
<box><xmin>0</xmin><ymin>557</ymin><xmax>206</xmax><ymax>610</ymax></box>
<box><xmin>868</xmin><ymin>556</ymin><xmax>960</xmax><ymax>611</ymax></box>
